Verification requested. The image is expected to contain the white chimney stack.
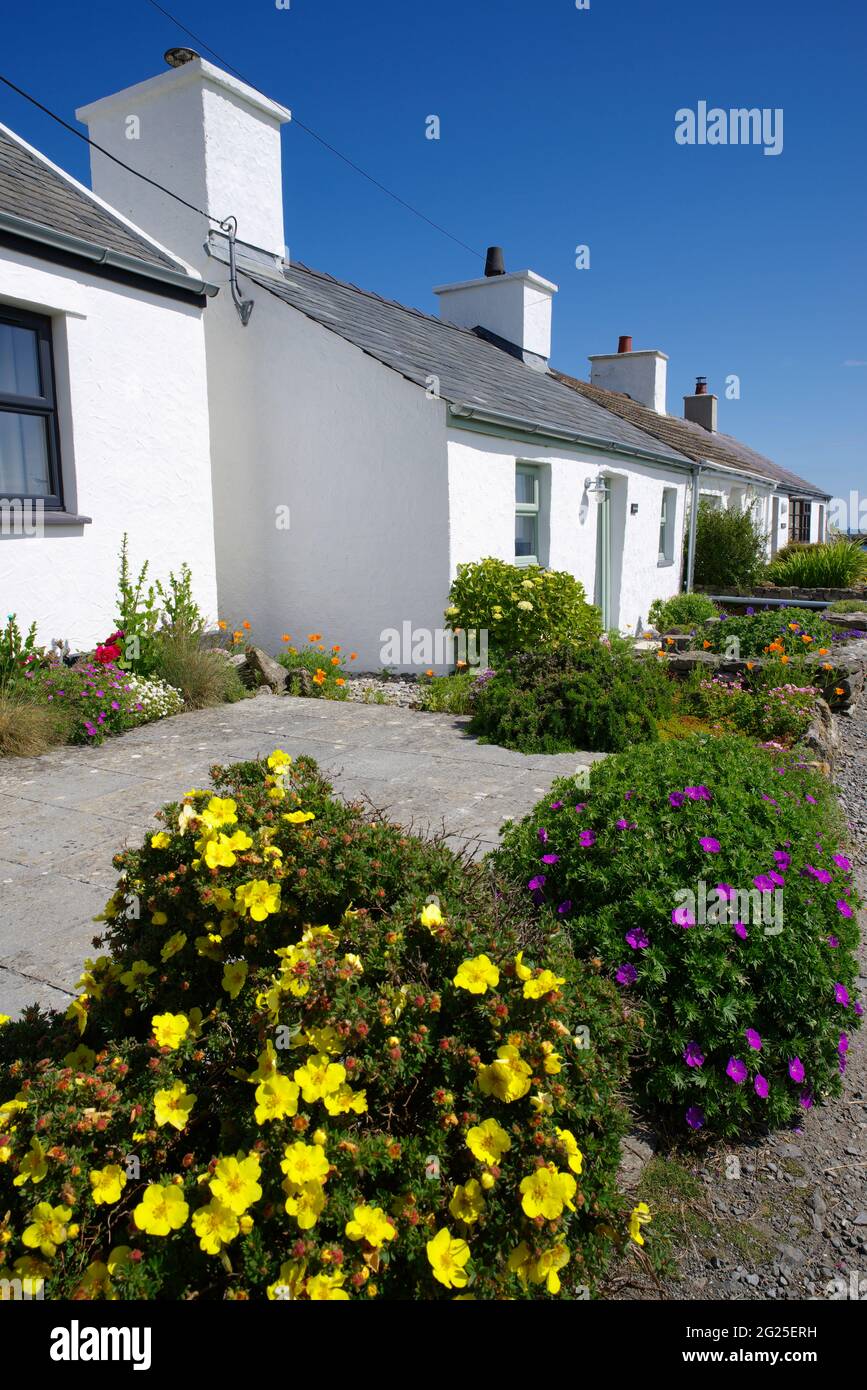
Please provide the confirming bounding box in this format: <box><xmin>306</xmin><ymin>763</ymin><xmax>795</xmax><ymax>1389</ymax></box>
<box><xmin>76</xmin><ymin>53</ymin><xmax>291</xmax><ymax>272</ymax></box>
<box><xmin>588</xmin><ymin>336</ymin><xmax>668</xmax><ymax>414</ymax></box>
<box><xmin>434</xmin><ymin>247</ymin><xmax>557</xmax><ymax>367</ymax></box>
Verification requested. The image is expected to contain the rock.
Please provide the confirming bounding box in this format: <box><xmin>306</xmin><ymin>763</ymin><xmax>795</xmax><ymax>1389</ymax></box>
<box><xmin>854</xmin><ymin>1212</ymin><xmax>867</xmax><ymax>1226</ymax></box>
<box><xmin>243</xmin><ymin>646</ymin><xmax>287</xmax><ymax>693</ymax></box>
<box><xmin>803</xmin><ymin>698</ymin><xmax>841</xmax><ymax>768</ymax></box>
<box><xmin>809</xmin><ymin>1189</ymin><xmax>827</xmax><ymax>1214</ymax></box>
<box><xmin>617</xmin><ymin>1129</ymin><xmax>656</xmax><ymax>1190</ymax></box>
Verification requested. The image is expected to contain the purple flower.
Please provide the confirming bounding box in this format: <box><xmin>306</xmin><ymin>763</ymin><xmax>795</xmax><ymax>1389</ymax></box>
<box><xmin>625</xmin><ymin>927</ymin><xmax>649</xmax><ymax>950</ymax></box>
<box><xmin>754</xmin><ymin>1074</ymin><xmax>769</xmax><ymax>1099</ymax></box>
<box><xmin>753</xmin><ymin>874</ymin><xmax>775</xmax><ymax>893</ymax></box>
<box><xmin>805</xmin><ymin>794</ymin><xmax>817</xmax><ymax>805</ymax></box>
<box><xmin>616</xmin><ymin>818</ymin><xmax>636</xmax><ymax>830</ymax></box>
<box><xmin>833</xmin><ymin>853</ymin><xmax>851</xmax><ymax>871</ymax></box>
<box><xmin>685</xmin><ymin>785</ymin><xmax>712</xmax><ymax>801</ymax></box>
<box><xmin>616</xmin><ymin>962</ymin><xmax>638</xmax><ymax>986</ymax></box>
<box><xmin>762</xmin><ymin>795</ymin><xmax>778</xmax><ymax>806</ymax></box>
<box><xmin>726</xmin><ymin>1057</ymin><xmax>748</xmax><ymax>1084</ymax></box>
<box><xmin>685</xmin><ymin>1106</ymin><xmax>705</xmax><ymax>1130</ymax></box>
<box><xmin>556</xmin><ymin>900</ymin><xmax>572</xmax><ymax>915</ymax></box>
<box><xmin>827</xmin><ymin>935</ymin><xmax>840</xmax><ymax>948</ymax></box>
<box><xmin>745</xmin><ymin>1028</ymin><xmax>762</xmax><ymax>1051</ymax></box>
<box><xmin>624</xmin><ymin>790</ymin><xmax>635</xmax><ymax>801</ymax></box>
<box><xmin>672</xmin><ymin>905</ymin><xmax>695</xmax><ymax>929</ymax></box>
<box><xmin>541</xmin><ymin>854</ymin><xmax>560</xmax><ymax>865</ymax></box>
<box><xmin>550</xmin><ymin>800</ymin><xmax>563</xmax><ymax>811</ymax></box>
<box><xmin>805</xmin><ymin>865</ymin><xmax>832</xmax><ymax>884</ymax></box>
<box><xmin>683</xmin><ymin>1041</ymin><xmax>704</xmax><ymax>1069</ymax></box>
<box><xmin>537</xmin><ymin>827</ymin><xmax>549</xmax><ymax>844</ymax></box>
<box><xmin>836</xmin><ymin>900</ymin><xmax>853</xmax><ymax>919</ymax></box>
<box><xmin>578</xmin><ymin>829</ymin><xmax>596</xmax><ymax>848</ymax></box>
<box><xmin>788</xmin><ymin>1057</ymin><xmax>805</xmax><ymax>1083</ymax></box>
<box><xmin>699</xmin><ymin>836</ymin><xmax>721</xmax><ymax>854</ymax></box>
<box><xmin>733</xmin><ymin>921</ymin><xmax>748</xmax><ymax>940</ymax></box>
<box><xmin>669</xmin><ymin>792</ymin><xmax>686</xmax><ymax>809</ymax></box>
<box><xmin>856</xmin><ymin>1001</ymin><xmax>864</xmax><ymax>1018</ymax></box>
<box><xmin>716</xmin><ymin>883</ymin><xmax>735</xmax><ymax>900</ymax></box>
<box><xmin>574</xmin><ymin>803</ymin><xmax>587</xmax><ymax>813</ymax></box>
<box><xmin>839</xmin><ymin>1033</ymin><xmax>849</xmax><ymax>1056</ymax></box>
<box><xmin>799</xmin><ymin>1090</ymin><xmax>814</xmax><ymax>1110</ymax></box>
<box><xmin>834</xmin><ymin>983</ymin><xmax>850</xmax><ymax>1007</ymax></box>
<box><xmin>527</xmin><ymin>875</ymin><xmax>546</xmax><ymax>892</ymax></box>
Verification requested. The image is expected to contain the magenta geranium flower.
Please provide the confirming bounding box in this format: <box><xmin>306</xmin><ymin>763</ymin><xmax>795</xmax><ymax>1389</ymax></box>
<box><xmin>836</xmin><ymin>900</ymin><xmax>853</xmax><ymax>919</ymax></box>
<box><xmin>774</xmin><ymin>850</ymin><xmax>791</xmax><ymax>871</ymax></box>
<box><xmin>726</xmin><ymin>1057</ymin><xmax>748</xmax><ymax>1084</ymax></box>
<box><xmin>685</xmin><ymin>785</ymin><xmax>711</xmax><ymax>801</ymax></box>
<box><xmin>527</xmin><ymin>875</ymin><xmax>546</xmax><ymax>892</ymax></box>
<box><xmin>556</xmin><ymin>900</ymin><xmax>572</xmax><ymax>915</ymax></box>
<box><xmin>625</xmin><ymin>927</ymin><xmax>649</xmax><ymax>950</ymax></box>
<box><xmin>833</xmin><ymin>853</ymin><xmax>851</xmax><ymax>871</ymax></box>
<box><xmin>788</xmin><ymin>1057</ymin><xmax>805</xmax><ymax>1083</ymax></box>
<box><xmin>827</xmin><ymin>935</ymin><xmax>839</xmax><ymax>948</ymax></box>
<box><xmin>717</xmin><ymin>883</ymin><xmax>735</xmax><ymax>900</ymax></box>
<box><xmin>855</xmin><ymin>1001</ymin><xmax>864</xmax><ymax>1018</ymax></box>
<box><xmin>839</xmin><ymin>1033</ymin><xmax>849</xmax><ymax>1056</ymax></box>
<box><xmin>574</xmin><ymin>803</ymin><xmax>587</xmax><ymax>812</ymax></box>
<box><xmin>768</xmin><ymin>870</ymin><xmax>785</xmax><ymax>888</ymax></box>
<box><xmin>685</xmin><ymin>1106</ymin><xmax>705</xmax><ymax>1130</ymax></box>
<box><xmin>745</xmin><ymin>1028</ymin><xmax>762</xmax><ymax>1051</ymax></box>
<box><xmin>805</xmin><ymin>865</ymin><xmax>832</xmax><ymax>884</ymax></box>
<box><xmin>616</xmin><ymin>962</ymin><xmax>638</xmax><ymax>986</ymax></box>
<box><xmin>624</xmin><ymin>790</ymin><xmax>635</xmax><ymax>801</ymax></box>
<box><xmin>616</xmin><ymin>818</ymin><xmax>637</xmax><ymax>830</ymax></box>
<box><xmin>805</xmin><ymin>794</ymin><xmax>817</xmax><ymax>805</ymax></box>
<box><xmin>550</xmin><ymin>801</ymin><xmax>563</xmax><ymax>811</ymax></box>
<box><xmin>834</xmin><ymin>983</ymin><xmax>850</xmax><ymax>1007</ymax></box>
<box><xmin>578</xmin><ymin>830</ymin><xmax>596</xmax><ymax>848</ymax></box>
<box><xmin>699</xmin><ymin>837</ymin><xmax>721</xmax><ymax>853</ymax></box>
<box><xmin>799</xmin><ymin>1090</ymin><xmax>813</xmax><ymax>1110</ymax></box>
<box><xmin>683</xmin><ymin>1041</ymin><xmax>704</xmax><ymax>1068</ymax></box>
<box><xmin>754</xmin><ymin>1074</ymin><xmax>769</xmax><ymax>1099</ymax></box>
<box><xmin>537</xmin><ymin>828</ymin><xmax>549</xmax><ymax>843</ymax></box>
<box><xmin>753</xmin><ymin>874</ymin><xmax>775</xmax><ymax>892</ymax></box>
<box><xmin>669</xmin><ymin>792</ymin><xmax>685</xmax><ymax>808</ymax></box>
<box><xmin>672</xmin><ymin>905</ymin><xmax>695</xmax><ymax>929</ymax></box>
<box><xmin>541</xmin><ymin>854</ymin><xmax>560</xmax><ymax>865</ymax></box>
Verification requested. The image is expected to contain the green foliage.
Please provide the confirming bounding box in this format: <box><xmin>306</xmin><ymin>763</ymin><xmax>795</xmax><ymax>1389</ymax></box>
<box><xmin>0</xmin><ymin>692</ymin><xmax>68</xmax><ymax>757</ymax></box>
<box><xmin>468</xmin><ymin>645</ymin><xmax>674</xmax><ymax>754</ymax></box>
<box><xmin>0</xmin><ymin>614</ymin><xmax>43</xmax><ymax>695</ymax></box>
<box><xmin>278</xmin><ymin>642</ymin><xmax>349</xmax><ymax>698</ymax></box>
<box><xmin>691</xmin><ymin>502</ymin><xmax>768</xmax><ymax>589</ymax></box>
<box><xmin>155</xmin><ymin>564</ymin><xmax>206</xmax><ymax>640</ymax></box>
<box><xmin>767</xmin><ymin>540</ymin><xmax>867</xmax><ymax>588</ymax></box>
<box><xmin>647</xmin><ymin>593</ymin><xmax>718</xmax><ymax>632</ymax></box>
<box><xmin>680</xmin><ymin>672</ymin><xmax>817</xmax><ymax>744</ymax></box>
<box><xmin>0</xmin><ymin>755</ymin><xmax>634</xmax><ymax>1300</ymax></box>
<box><xmin>115</xmin><ymin>534</ymin><xmax>160</xmax><ymax>675</ymax></box>
<box><xmin>493</xmin><ymin>735</ymin><xmax>861</xmax><ymax>1138</ymax></box>
<box><xmin>151</xmin><ymin>630</ymin><xmax>245</xmax><ymax>710</ymax></box>
<box><xmin>827</xmin><ymin>599</ymin><xmax>867</xmax><ymax>614</ymax></box>
<box><xmin>694</xmin><ymin>607</ymin><xmax>833</xmax><ymax>659</ymax></box>
<box><xmin>417</xmin><ymin>671</ymin><xmax>477</xmax><ymax>715</ymax></box>
<box><xmin>446</xmin><ymin>558</ymin><xmax>602</xmax><ymax>662</ymax></box>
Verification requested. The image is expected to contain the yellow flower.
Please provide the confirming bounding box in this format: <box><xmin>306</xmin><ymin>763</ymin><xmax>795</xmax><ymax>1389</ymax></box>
<box><xmin>63</xmin><ymin>1042</ymin><xmax>97</xmax><ymax>1071</ymax></box>
<box><xmin>514</xmin><ymin>950</ymin><xmax>532</xmax><ymax>981</ymax></box>
<box><xmin>540</xmin><ymin>1041</ymin><xmax>562</xmax><ymax>1074</ymax></box>
<box><xmin>254</xmin><ymin>1074</ymin><xmax>300</xmax><ymax>1125</ymax></box>
<box><xmin>419</xmin><ymin>902</ymin><xmax>444</xmax><ymax>929</ymax></box>
<box><xmin>210</xmin><ymin>1153</ymin><xmax>262</xmax><ymax>1215</ymax></box>
<box><xmin>151</xmin><ymin>910</ymin><xmax>168</xmax><ymax>926</ymax></box>
<box><xmin>267</xmin><ymin>750</ymin><xmax>293</xmax><ymax>772</ymax></box>
<box><xmin>322</xmin><ymin>1083</ymin><xmax>367</xmax><ymax>1116</ymax></box>
<box><xmin>345</xmin><ymin>1204</ymin><xmax>397</xmax><ymax>1248</ymax></box>
<box><xmin>306</xmin><ymin>1271</ymin><xmax>349</xmax><ymax>1300</ymax></box>
<box><xmin>248</xmin><ymin>1041</ymin><xmax>280</xmax><ymax>1084</ymax></box>
<box><xmin>267</xmin><ymin>1260</ymin><xmax>308</xmax><ymax>1300</ymax></box>
<box><xmin>89</xmin><ymin>1165</ymin><xmax>127</xmax><ymax>1205</ymax></box>
<box><xmin>281</xmin><ymin>1141</ymin><xmax>329</xmax><ymax>1187</ymax></box>
<box><xmin>477</xmin><ymin>1044</ymin><xmax>532</xmax><ymax>1103</ymax></box>
<box><xmin>66</xmin><ymin>994</ymin><xmax>89</xmax><ymax>1035</ymax></box>
<box><xmin>629</xmin><ymin>1201</ymin><xmax>652</xmax><ymax>1246</ymax></box>
<box><xmin>13</xmin><ymin>1137</ymin><xmax>47</xmax><ymax>1187</ymax></box>
<box><xmin>448</xmin><ymin>1179</ymin><xmax>486</xmax><ymax>1225</ymax></box>
<box><xmin>453</xmin><ymin>954</ymin><xmax>500</xmax><ymax>995</ymax></box>
<box><xmin>509</xmin><ymin>1241</ymin><xmax>570</xmax><ymax>1294</ymax></box>
<box><xmin>235</xmin><ymin>880</ymin><xmax>281</xmax><ymax>921</ymax></box>
<box><xmin>0</xmin><ymin>1014</ymin><xmax>9</xmax><ymax>1027</ymax></box>
<box><xmin>160</xmin><ymin>932</ymin><xmax>187</xmax><ymax>963</ymax></box>
<box><xmin>519</xmin><ymin>1165</ymin><xmax>576</xmax><ymax>1220</ymax></box>
<box><xmin>555</xmin><ymin>1127</ymin><xmax>584</xmax><ymax>1175</ymax></box>
<box><xmin>222</xmin><ymin>961</ymin><xmax>248</xmax><ymax>999</ymax></box>
<box><xmin>284</xmin><ymin>1180</ymin><xmax>326</xmax><ymax>1230</ymax></box>
<box><xmin>523</xmin><ymin>969</ymin><xmax>566</xmax><ymax>1000</ymax></box>
<box><xmin>22</xmin><ymin>1202</ymin><xmax>72</xmax><ymax>1258</ymax></box>
<box><xmin>151</xmin><ymin>1013</ymin><xmax>189</xmax><ymax>1050</ymax></box>
<box><xmin>133</xmin><ymin>1183</ymin><xmax>189</xmax><ymax>1236</ymax></box>
<box><xmin>282</xmin><ymin>810</ymin><xmax>316</xmax><ymax>825</ymax></box>
<box><xmin>119</xmin><ymin>960</ymin><xmax>155</xmax><ymax>992</ymax></box>
<box><xmin>192</xmin><ymin>1199</ymin><xmax>239</xmax><ymax>1254</ymax></box>
<box><xmin>200</xmin><ymin>796</ymin><xmax>238</xmax><ymax>830</ymax></box>
<box><xmin>154</xmin><ymin>1081</ymin><xmax>196</xmax><ymax>1131</ymax></box>
<box><xmin>150</xmin><ymin>832</ymin><xmax>171</xmax><ymax>849</ymax></box>
<box><xmin>202</xmin><ymin>834</ymin><xmax>238</xmax><ymax>870</ymax></box>
<box><xmin>466</xmin><ymin>1117</ymin><xmax>511</xmax><ymax>1164</ymax></box>
<box><xmin>294</xmin><ymin>1054</ymin><xmax>346</xmax><ymax>1103</ymax></box>
<box><xmin>426</xmin><ymin>1227</ymin><xmax>470</xmax><ymax>1289</ymax></box>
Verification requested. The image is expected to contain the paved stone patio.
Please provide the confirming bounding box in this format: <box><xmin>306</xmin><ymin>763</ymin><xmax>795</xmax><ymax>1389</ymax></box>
<box><xmin>0</xmin><ymin>694</ymin><xmax>599</xmax><ymax>1017</ymax></box>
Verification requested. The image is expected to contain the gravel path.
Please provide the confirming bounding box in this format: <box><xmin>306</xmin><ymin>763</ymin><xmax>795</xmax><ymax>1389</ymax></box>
<box><xmin>614</xmin><ymin>706</ymin><xmax>867</xmax><ymax>1301</ymax></box>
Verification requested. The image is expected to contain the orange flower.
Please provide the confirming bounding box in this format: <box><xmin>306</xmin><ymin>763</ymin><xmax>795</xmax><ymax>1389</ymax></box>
<box><xmin>801</xmin><ymin>634</ymin><xmax>813</xmax><ymax>643</ymax></box>
<box><xmin>232</xmin><ymin>631</ymin><xmax>243</xmax><ymax>644</ymax></box>
<box><xmin>332</xmin><ymin>645</ymin><xmax>341</xmax><ymax>653</ymax></box>
<box><xmin>307</xmin><ymin>633</ymin><xmax>322</xmax><ymax>642</ymax></box>
<box><xmin>822</xmin><ymin>662</ymin><xmax>833</xmax><ymax>671</ymax></box>
<box><xmin>702</xmin><ymin>640</ymin><xmax>711</xmax><ymax>650</ymax></box>
<box><xmin>335</xmin><ymin>678</ymin><xmax>345</xmax><ymax>687</ymax></box>
<box><xmin>330</xmin><ymin>656</ymin><xmax>340</xmax><ymax>666</ymax></box>
<box><xmin>313</xmin><ymin>669</ymin><xmax>326</xmax><ymax>685</ymax></box>
<box><xmin>835</xmin><ymin>686</ymin><xmax>845</xmax><ymax>696</ymax></box>
<box><xmin>426</xmin><ymin>669</ymin><xmax>434</xmax><ymax>677</ymax></box>
<box><xmin>242</xmin><ymin>620</ymin><xmax>251</xmax><ymax>631</ymax></box>
<box><xmin>456</xmin><ymin>659</ymin><xmax>467</xmax><ymax>669</ymax></box>
<box><xmin>349</xmin><ymin>653</ymin><xmax>358</xmax><ymax>661</ymax></box>
<box><xmin>818</xmin><ymin>647</ymin><xmax>829</xmax><ymax>656</ymax></box>
<box><xmin>665</xmin><ymin>637</ymin><xmax>674</xmax><ymax>646</ymax></box>
<box><xmin>780</xmin><ymin>654</ymin><xmax>790</xmax><ymax>664</ymax></box>
<box><xmin>746</xmin><ymin>661</ymin><xmax>754</xmax><ymax>670</ymax></box>
<box><xmin>282</xmin><ymin>634</ymin><xmax>292</xmax><ymax>643</ymax></box>
<box><xmin>217</xmin><ymin>620</ymin><xmax>227</xmax><ymax>631</ymax></box>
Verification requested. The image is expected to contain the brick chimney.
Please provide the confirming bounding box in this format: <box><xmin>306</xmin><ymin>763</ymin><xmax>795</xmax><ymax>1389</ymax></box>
<box><xmin>588</xmin><ymin>338</ymin><xmax>668</xmax><ymax>413</ymax></box>
<box><xmin>683</xmin><ymin>376</ymin><xmax>718</xmax><ymax>432</ymax></box>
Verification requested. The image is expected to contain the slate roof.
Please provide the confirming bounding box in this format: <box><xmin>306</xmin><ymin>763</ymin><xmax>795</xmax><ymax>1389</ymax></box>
<box><xmin>0</xmin><ymin>123</ymin><xmax>186</xmax><ymax>274</ymax></box>
<box><xmin>552</xmin><ymin>370</ymin><xmax>830</xmax><ymax>500</ymax></box>
<box><xmin>242</xmin><ymin>261</ymin><xmax>696</xmax><ymax>466</ymax></box>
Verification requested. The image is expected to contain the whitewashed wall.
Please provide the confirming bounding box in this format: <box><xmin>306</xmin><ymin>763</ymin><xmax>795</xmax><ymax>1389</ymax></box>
<box><xmin>446</xmin><ymin>429</ymin><xmax>688</xmax><ymax>634</ymax></box>
<box><xmin>0</xmin><ymin>246</ymin><xmax>217</xmax><ymax>649</ymax></box>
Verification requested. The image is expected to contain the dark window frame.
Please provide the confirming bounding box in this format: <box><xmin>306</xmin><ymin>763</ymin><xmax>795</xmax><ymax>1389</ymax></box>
<box><xmin>789</xmin><ymin>498</ymin><xmax>812</xmax><ymax>543</ymax></box>
<box><xmin>0</xmin><ymin>304</ymin><xmax>64</xmax><ymax>509</ymax></box>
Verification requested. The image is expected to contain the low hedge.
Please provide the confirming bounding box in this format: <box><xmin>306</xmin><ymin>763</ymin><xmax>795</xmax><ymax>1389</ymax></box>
<box><xmin>494</xmin><ymin>735</ymin><xmax>862</xmax><ymax>1137</ymax></box>
<box><xmin>0</xmin><ymin>754</ymin><xmax>635</xmax><ymax>1300</ymax></box>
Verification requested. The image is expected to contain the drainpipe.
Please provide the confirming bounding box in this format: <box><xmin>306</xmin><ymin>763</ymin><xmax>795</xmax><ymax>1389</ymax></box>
<box><xmin>685</xmin><ymin>464</ymin><xmax>703</xmax><ymax>591</ymax></box>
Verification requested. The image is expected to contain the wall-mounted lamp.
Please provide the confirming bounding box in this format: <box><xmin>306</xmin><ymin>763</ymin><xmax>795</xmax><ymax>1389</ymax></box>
<box><xmin>584</xmin><ymin>476</ymin><xmax>608</xmax><ymax>503</ymax></box>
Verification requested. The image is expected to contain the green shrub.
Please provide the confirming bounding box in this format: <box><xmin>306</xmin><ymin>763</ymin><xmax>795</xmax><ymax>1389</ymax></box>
<box><xmin>155</xmin><ymin>564</ymin><xmax>206</xmax><ymax>640</ymax></box>
<box><xmin>827</xmin><ymin>599</ymin><xmax>867</xmax><ymax>614</ymax></box>
<box><xmin>494</xmin><ymin>735</ymin><xmax>861</xmax><ymax>1137</ymax></box>
<box><xmin>694</xmin><ymin>607</ymin><xmax>833</xmax><ymax>660</ymax></box>
<box><xmin>152</xmin><ymin>629</ymin><xmax>244</xmax><ymax>710</ymax></box>
<box><xmin>0</xmin><ymin>615</ymin><xmax>45</xmax><ymax>695</ymax></box>
<box><xmin>691</xmin><ymin>502</ymin><xmax>768</xmax><ymax>589</ymax></box>
<box><xmin>468</xmin><ymin>645</ymin><xmax>674</xmax><ymax>754</ymax></box>
<box><xmin>278</xmin><ymin>639</ymin><xmax>350</xmax><ymax>698</ymax></box>
<box><xmin>446</xmin><ymin>559</ymin><xmax>602</xmax><ymax>662</ymax></box>
<box><xmin>0</xmin><ymin>753</ymin><xmax>635</xmax><ymax>1300</ymax></box>
<box><xmin>417</xmin><ymin>671</ymin><xmax>477</xmax><ymax>715</ymax></box>
<box><xmin>680</xmin><ymin>673</ymin><xmax>817</xmax><ymax>744</ymax></box>
<box><xmin>648</xmin><ymin>593</ymin><xmax>718</xmax><ymax>632</ymax></box>
<box><xmin>766</xmin><ymin>540</ymin><xmax>867</xmax><ymax>589</ymax></box>
<box><xmin>115</xmin><ymin>534</ymin><xmax>161</xmax><ymax>675</ymax></box>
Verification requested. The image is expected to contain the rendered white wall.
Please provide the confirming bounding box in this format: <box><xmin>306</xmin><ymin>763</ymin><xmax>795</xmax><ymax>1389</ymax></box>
<box><xmin>0</xmin><ymin>247</ymin><xmax>217</xmax><ymax>648</ymax></box>
<box><xmin>434</xmin><ymin>271</ymin><xmax>557</xmax><ymax>359</ymax></box>
<box><xmin>446</xmin><ymin>429</ymin><xmax>688</xmax><ymax>634</ymax></box>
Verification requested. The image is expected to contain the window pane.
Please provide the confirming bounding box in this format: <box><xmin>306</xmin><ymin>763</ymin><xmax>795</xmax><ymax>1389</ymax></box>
<box><xmin>0</xmin><ymin>323</ymin><xmax>41</xmax><ymax>398</ymax></box>
<box><xmin>515</xmin><ymin>513</ymin><xmax>537</xmax><ymax>558</ymax></box>
<box><xmin>515</xmin><ymin>468</ymin><xmax>537</xmax><ymax>506</ymax></box>
<box><xmin>0</xmin><ymin>412</ymin><xmax>52</xmax><ymax>496</ymax></box>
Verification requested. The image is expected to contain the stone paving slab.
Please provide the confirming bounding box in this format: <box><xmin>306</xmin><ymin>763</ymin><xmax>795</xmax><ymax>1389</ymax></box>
<box><xmin>0</xmin><ymin>694</ymin><xmax>598</xmax><ymax>1015</ymax></box>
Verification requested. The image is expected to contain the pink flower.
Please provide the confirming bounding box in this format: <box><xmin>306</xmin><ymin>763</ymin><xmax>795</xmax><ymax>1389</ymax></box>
<box><xmin>578</xmin><ymin>830</ymin><xmax>596</xmax><ymax>848</ymax></box>
<box><xmin>836</xmin><ymin>900</ymin><xmax>853</xmax><ymax>919</ymax></box>
<box><xmin>733</xmin><ymin>921</ymin><xmax>748</xmax><ymax>940</ymax></box>
<box><xmin>834</xmin><ymin>983</ymin><xmax>850</xmax><ymax>1007</ymax></box>
<box><xmin>672</xmin><ymin>905</ymin><xmax>695</xmax><ymax>929</ymax></box>
<box><xmin>683</xmin><ymin>1041</ymin><xmax>704</xmax><ymax>1068</ymax></box>
<box><xmin>754</xmin><ymin>1074</ymin><xmax>769</xmax><ymax>1099</ymax></box>
<box><xmin>625</xmin><ymin>927</ymin><xmax>649</xmax><ymax>950</ymax></box>
<box><xmin>788</xmin><ymin>1057</ymin><xmax>805</xmax><ymax>1083</ymax></box>
<box><xmin>745</xmin><ymin>1028</ymin><xmax>762</xmax><ymax>1051</ymax></box>
<box><xmin>726</xmin><ymin>1057</ymin><xmax>748</xmax><ymax>1084</ymax></box>
<box><xmin>699</xmin><ymin>837</ymin><xmax>721</xmax><ymax>853</ymax></box>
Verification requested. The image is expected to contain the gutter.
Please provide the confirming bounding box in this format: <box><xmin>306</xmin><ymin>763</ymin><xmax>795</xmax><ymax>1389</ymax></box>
<box><xmin>0</xmin><ymin>210</ymin><xmax>219</xmax><ymax>299</ymax></box>
<box><xmin>449</xmin><ymin>402</ymin><xmax>696</xmax><ymax>473</ymax></box>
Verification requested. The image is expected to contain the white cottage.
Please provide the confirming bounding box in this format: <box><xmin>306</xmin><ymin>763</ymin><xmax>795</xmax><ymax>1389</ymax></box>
<box><xmin>0</xmin><ymin>52</ymin><xmax>831</xmax><ymax>668</ymax></box>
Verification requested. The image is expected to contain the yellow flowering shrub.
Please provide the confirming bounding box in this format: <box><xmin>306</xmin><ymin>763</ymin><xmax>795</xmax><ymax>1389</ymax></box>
<box><xmin>0</xmin><ymin>754</ymin><xmax>634</xmax><ymax>1300</ymax></box>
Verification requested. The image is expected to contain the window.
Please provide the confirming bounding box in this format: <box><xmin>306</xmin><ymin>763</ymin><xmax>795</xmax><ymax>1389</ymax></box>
<box><xmin>658</xmin><ymin>486</ymin><xmax>677</xmax><ymax>564</ymax></box>
<box><xmin>699</xmin><ymin>492</ymin><xmax>722</xmax><ymax>510</ymax></box>
<box><xmin>515</xmin><ymin>463</ymin><xmax>540</xmax><ymax>564</ymax></box>
<box><xmin>0</xmin><ymin>306</ymin><xmax>62</xmax><ymax>507</ymax></box>
<box><xmin>789</xmin><ymin>499</ymin><xmax>812</xmax><ymax>543</ymax></box>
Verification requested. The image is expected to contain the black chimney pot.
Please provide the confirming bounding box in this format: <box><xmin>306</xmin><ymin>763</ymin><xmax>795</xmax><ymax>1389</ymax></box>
<box><xmin>484</xmin><ymin>246</ymin><xmax>506</xmax><ymax>278</ymax></box>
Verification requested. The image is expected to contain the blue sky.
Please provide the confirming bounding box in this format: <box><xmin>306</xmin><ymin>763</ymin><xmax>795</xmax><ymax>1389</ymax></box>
<box><xmin>2</xmin><ymin>0</ymin><xmax>865</xmax><ymax>502</ymax></box>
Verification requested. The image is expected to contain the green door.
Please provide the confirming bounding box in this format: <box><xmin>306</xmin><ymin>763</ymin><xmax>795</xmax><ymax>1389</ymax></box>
<box><xmin>594</xmin><ymin>479</ymin><xmax>611</xmax><ymax>629</ymax></box>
